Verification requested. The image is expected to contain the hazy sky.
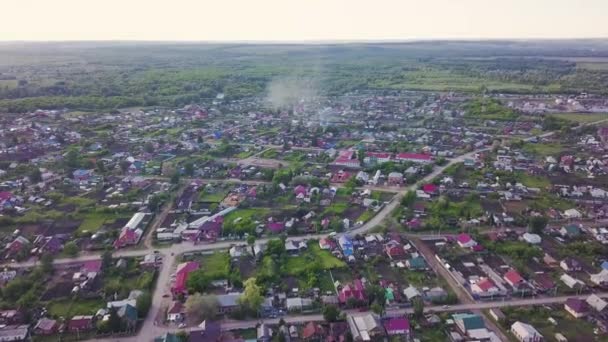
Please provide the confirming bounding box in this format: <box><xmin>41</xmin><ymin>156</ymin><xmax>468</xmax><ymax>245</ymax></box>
<box><xmin>2</xmin><ymin>0</ymin><xmax>607</xmax><ymax>41</ymax></box>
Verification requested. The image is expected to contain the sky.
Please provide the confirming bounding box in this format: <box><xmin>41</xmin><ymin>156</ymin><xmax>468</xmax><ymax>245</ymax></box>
<box><xmin>2</xmin><ymin>0</ymin><xmax>607</xmax><ymax>41</ymax></box>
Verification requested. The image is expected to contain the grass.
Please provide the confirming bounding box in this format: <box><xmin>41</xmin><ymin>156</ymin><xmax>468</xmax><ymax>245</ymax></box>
<box><xmin>234</xmin><ymin>151</ymin><xmax>254</xmax><ymax>159</ymax></box>
<box><xmin>77</xmin><ymin>211</ymin><xmax>132</xmax><ymax>234</ymax></box>
<box><xmin>200</xmin><ymin>252</ymin><xmax>231</xmax><ymax>275</ymax></box>
<box><xmin>501</xmin><ymin>307</ymin><xmax>601</xmax><ymax>342</ymax></box>
<box><xmin>48</xmin><ymin>298</ymin><xmax>105</xmax><ymax>318</ymax></box>
<box><xmin>549</xmin><ymin>112</ymin><xmax>608</xmax><ymax>123</ymax></box>
<box><xmin>285</xmin><ymin>243</ymin><xmax>346</xmax><ymax>275</ymax></box>
<box><xmin>260</xmin><ymin>149</ymin><xmax>279</xmax><ymax>159</ymax></box>
<box><xmin>518</xmin><ymin>173</ymin><xmax>551</xmax><ymax>189</ymax></box>
<box><xmin>522</xmin><ymin>142</ymin><xmax>564</xmax><ymax>157</ymax></box>
<box><xmin>323</xmin><ymin>202</ymin><xmax>348</xmax><ymax>216</ymax></box>
<box><xmin>199</xmin><ymin>189</ymin><xmax>229</xmax><ymax>202</ymax></box>
<box><xmin>356</xmin><ymin>210</ymin><xmax>375</xmax><ymax>223</ymax></box>
<box><xmin>223</xmin><ymin>208</ymin><xmax>270</xmax><ymax>224</ymax></box>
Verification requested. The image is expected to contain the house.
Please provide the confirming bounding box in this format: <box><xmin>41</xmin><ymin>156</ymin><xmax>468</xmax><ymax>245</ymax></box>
<box><xmin>171</xmin><ymin>261</ymin><xmax>199</xmax><ymax>297</ymax></box>
<box><xmin>257</xmin><ymin>323</ymin><xmax>271</xmax><ymax>342</ymax></box>
<box><xmin>216</xmin><ymin>293</ymin><xmax>241</xmax><ymax>314</ymax></box>
<box><xmin>346</xmin><ymin>313</ymin><xmax>384</xmax><ymax>341</ymax></box>
<box><xmin>522</xmin><ymin>233</ymin><xmax>541</xmax><ymax>244</ymax></box>
<box><xmin>511</xmin><ymin>321</ymin><xmax>543</xmax><ymax>342</ymax></box>
<box><xmin>395</xmin><ymin>153</ymin><xmax>432</xmax><ymax>164</ymax></box>
<box><xmin>167</xmin><ymin>301</ymin><xmax>184</xmax><ymax>322</ymax></box>
<box><xmin>0</xmin><ymin>325</ymin><xmax>29</xmax><ymax>341</ymax></box>
<box><xmin>504</xmin><ymin>269</ymin><xmax>524</xmax><ymax>288</ymax></box>
<box><xmin>34</xmin><ymin>318</ymin><xmax>58</xmax><ymax>335</ymax></box>
<box><xmin>403</xmin><ymin>286</ymin><xmax>421</xmax><ymax>301</ymax></box>
<box><xmin>356</xmin><ymin>171</ymin><xmax>369</xmax><ymax>183</ymax></box>
<box><xmin>560</xmin><ymin>224</ymin><xmax>581</xmax><ymax>238</ymax></box>
<box><xmin>267</xmin><ymin>222</ymin><xmax>285</xmax><ymax>234</ymax></box>
<box><xmin>560</xmin><ymin>274</ymin><xmax>585</xmax><ymax>289</ymax></box>
<box><xmin>563</xmin><ymin>209</ymin><xmax>582</xmax><ymax>220</ymax></box>
<box><xmin>407</xmin><ymin>256</ymin><xmax>427</xmax><ymax>270</ymax></box>
<box><xmin>591</xmin><ymin>269</ymin><xmax>608</xmax><ymax>286</ymax></box>
<box><xmin>422</xmin><ymin>184</ymin><xmax>438</xmax><ymax>195</ymax></box>
<box><xmin>188</xmin><ymin>321</ymin><xmax>223</xmax><ymax>342</ymax></box>
<box><xmin>327</xmin><ymin>322</ymin><xmax>349</xmax><ymax>342</ymax></box>
<box><xmin>471</xmin><ymin>278</ymin><xmax>500</xmax><ymax>297</ymax></box>
<box><xmin>453</xmin><ymin>313</ymin><xmax>485</xmax><ymax>335</ymax></box>
<box><xmin>456</xmin><ymin>233</ymin><xmax>477</xmax><ymax>248</ymax></box>
<box><xmin>564</xmin><ymin>298</ymin><xmax>589</xmax><ymax>318</ymax></box>
<box><xmin>285</xmin><ymin>297</ymin><xmax>313</xmax><ymax>312</ymax></box>
<box><xmin>333</xmin><ymin>151</ymin><xmax>360</xmax><ymax>168</ymax></box>
<box><xmin>319</xmin><ymin>238</ymin><xmax>336</xmax><ymax>250</ymax></box>
<box><xmin>154</xmin><ymin>333</ymin><xmax>181</xmax><ymax>342</ymax></box>
<box><xmin>68</xmin><ymin>315</ymin><xmax>94</xmax><ymax>332</ymax></box>
<box><xmin>338</xmin><ymin>235</ymin><xmax>354</xmax><ymax>257</ymax></box>
<box><xmin>384</xmin><ymin>317</ymin><xmax>410</xmax><ymax>337</ymax></box>
<box><xmin>5</xmin><ymin>236</ymin><xmax>30</xmax><ymax>259</ymax></box>
<box><xmin>586</xmin><ymin>294</ymin><xmax>608</xmax><ymax>312</ymax></box>
<box><xmin>117</xmin><ymin>304</ymin><xmax>138</xmax><ymax>329</ymax></box>
<box><xmin>387</xmin><ymin>172</ymin><xmax>404</xmax><ymax>185</ymax></box>
<box><xmin>385</xmin><ymin>243</ymin><xmax>406</xmax><ymax>260</ymax></box>
<box><xmin>560</xmin><ymin>258</ymin><xmax>582</xmax><ymax>272</ymax></box>
<box><xmin>72</xmin><ymin>169</ymin><xmax>92</xmax><ymax>181</ymax></box>
<box><xmin>302</xmin><ymin>321</ymin><xmax>325</xmax><ymax>340</ymax></box>
<box><xmin>339</xmin><ymin>279</ymin><xmax>366</xmax><ymax>304</ymax></box>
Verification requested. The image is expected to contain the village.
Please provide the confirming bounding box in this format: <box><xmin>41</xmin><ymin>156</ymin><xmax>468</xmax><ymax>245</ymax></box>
<box><xmin>0</xmin><ymin>89</ymin><xmax>607</xmax><ymax>342</ymax></box>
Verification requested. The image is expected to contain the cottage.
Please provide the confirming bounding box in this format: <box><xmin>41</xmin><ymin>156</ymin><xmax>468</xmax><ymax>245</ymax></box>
<box><xmin>591</xmin><ymin>269</ymin><xmax>608</xmax><ymax>286</ymax></box>
<box><xmin>171</xmin><ymin>261</ymin><xmax>199</xmax><ymax>297</ymax></box>
<box><xmin>456</xmin><ymin>233</ymin><xmax>477</xmax><ymax>248</ymax></box>
<box><xmin>511</xmin><ymin>321</ymin><xmax>543</xmax><ymax>342</ymax></box>
<box><xmin>565</xmin><ymin>298</ymin><xmax>589</xmax><ymax>318</ymax></box>
<box><xmin>167</xmin><ymin>301</ymin><xmax>184</xmax><ymax>322</ymax></box>
<box><xmin>384</xmin><ymin>317</ymin><xmax>410</xmax><ymax>337</ymax></box>
<box><xmin>346</xmin><ymin>313</ymin><xmax>384</xmax><ymax>341</ymax></box>
<box><xmin>68</xmin><ymin>315</ymin><xmax>94</xmax><ymax>332</ymax></box>
<box><xmin>34</xmin><ymin>318</ymin><xmax>58</xmax><ymax>335</ymax></box>
<box><xmin>302</xmin><ymin>321</ymin><xmax>325</xmax><ymax>340</ymax></box>
<box><xmin>586</xmin><ymin>294</ymin><xmax>608</xmax><ymax>312</ymax></box>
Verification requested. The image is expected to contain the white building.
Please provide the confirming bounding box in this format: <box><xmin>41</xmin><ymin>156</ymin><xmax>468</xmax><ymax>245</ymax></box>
<box><xmin>511</xmin><ymin>321</ymin><xmax>543</xmax><ymax>342</ymax></box>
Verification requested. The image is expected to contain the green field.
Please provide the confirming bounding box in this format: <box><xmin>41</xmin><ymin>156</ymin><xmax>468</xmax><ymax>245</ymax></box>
<box><xmin>48</xmin><ymin>298</ymin><xmax>105</xmax><ymax>318</ymax></box>
<box><xmin>285</xmin><ymin>243</ymin><xmax>347</xmax><ymax>275</ymax></box>
<box><xmin>199</xmin><ymin>189</ymin><xmax>229</xmax><ymax>202</ymax></box>
<box><xmin>356</xmin><ymin>210</ymin><xmax>375</xmax><ymax>223</ymax></box>
<box><xmin>518</xmin><ymin>173</ymin><xmax>551</xmax><ymax>189</ymax></box>
<box><xmin>223</xmin><ymin>208</ymin><xmax>270</xmax><ymax>224</ymax></box>
<box><xmin>77</xmin><ymin>211</ymin><xmax>133</xmax><ymax>234</ymax></box>
<box><xmin>522</xmin><ymin>142</ymin><xmax>564</xmax><ymax>156</ymax></box>
<box><xmin>549</xmin><ymin>112</ymin><xmax>608</xmax><ymax>123</ymax></box>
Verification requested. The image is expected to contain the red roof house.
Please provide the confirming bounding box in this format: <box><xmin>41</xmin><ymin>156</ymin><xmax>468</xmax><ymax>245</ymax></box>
<box><xmin>504</xmin><ymin>269</ymin><xmax>524</xmax><ymax>288</ymax></box>
<box><xmin>422</xmin><ymin>184</ymin><xmax>438</xmax><ymax>195</ymax></box>
<box><xmin>384</xmin><ymin>317</ymin><xmax>410</xmax><ymax>336</ymax></box>
<box><xmin>171</xmin><ymin>261</ymin><xmax>200</xmax><ymax>297</ymax></box>
<box><xmin>339</xmin><ymin>279</ymin><xmax>366</xmax><ymax>304</ymax></box>
<box><xmin>68</xmin><ymin>315</ymin><xmax>94</xmax><ymax>332</ymax></box>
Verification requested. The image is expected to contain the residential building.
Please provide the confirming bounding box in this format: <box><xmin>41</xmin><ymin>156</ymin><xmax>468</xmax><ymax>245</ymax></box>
<box><xmin>511</xmin><ymin>321</ymin><xmax>543</xmax><ymax>342</ymax></box>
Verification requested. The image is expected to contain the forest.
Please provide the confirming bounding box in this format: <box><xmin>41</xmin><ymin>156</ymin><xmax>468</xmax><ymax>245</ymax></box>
<box><xmin>1</xmin><ymin>40</ymin><xmax>608</xmax><ymax>112</ymax></box>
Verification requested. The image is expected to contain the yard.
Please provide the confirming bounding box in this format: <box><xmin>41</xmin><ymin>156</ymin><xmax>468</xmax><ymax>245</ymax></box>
<box><xmin>47</xmin><ymin>298</ymin><xmax>105</xmax><ymax>318</ymax></box>
<box><xmin>285</xmin><ymin>243</ymin><xmax>347</xmax><ymax>274</ymax></box>
<box><xmin>522</xmin><ymin>142</ymin><xmax>564</xmax><ymax>157</ymax></box>
<box><xmin>199</xmin><ymin>188</ymin><xmax>229</xmax><ymax>202</ymax></box>
<box><xmin>500</xmin><ymin>306</ymin><xmax>602</xmax><ymax>342</ymax></box>
<box><xmin>223</xmin><ymin>208</ymin><xmax>270</xmax><ymax>224</ymax></box>
<box><xmin>77</xmin><ymin>211</ymin><xmax>133</xmax><ymax>234</ymax></box>
<box><xmin>549</xmin><ymin>112</ymin><xmax>608</xmax><ymax>124</ymax></box>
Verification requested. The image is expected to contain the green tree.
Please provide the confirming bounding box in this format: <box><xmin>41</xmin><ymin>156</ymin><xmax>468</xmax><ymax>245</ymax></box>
<box><xmin>323</xmin><ymin>305</ymin><xmax>341</xmax><ymax>322</ymax></box>
<box><xmin>101</xmin><ymin>250</ymin><xmax>113</xmax><ymax>270</ymax></box>
<box><xmin>171</xmin><ymin>171</ymin><xmax>181</xmax><ymax>184</ymax></box>
<box><xmin>143</xmin><ymin>142</ymin><xmax>155</xmax><ymax>154</ymax></box>
<box><xmin>96</xmin><ymin>160</ymin><xmax>106</xmax><ymax>173</ymax></box>
<box><xmin>184</xmin><ymin>162</ymin><xmax>195</xmax><ymax>177</ymax></box>
<box><xmin>401</xmin><ymin>190</ymin><xmax>416</xmax><ymax>207</ymax></box>
<box><xmin>40</xmin><ymin>253</ymin><xmax>54</xmax><ymax>274</ymax></box>
<box><xmin>29</xmin><ymin>168</ymin><xmax>42</xmax><ymax>183</ymax></box>
<box><xmin>529</xmin><ymin>216</ymin><xmax>548</xmax><ymax>235</ymax></box>
<box><xmin>413</xmin><ymin>298</ymin><xmax>424</xmax><ymax>318</ymax></box>
<box><xmin>107</xmin><ymin>306</ymin><xmax>123</xmax><ymax>332</ymax></box>
<box><xmin>65</xmin><ymin>149</ymin><xmax>80</xmax><ymax>169</ymax></box>
<box><xmin>185</xmin><ymin>293</ymin><xmax>219</xmax><ymax>321</ymax></box>
<box><xmin>136</xmin><ymin>291</ymin><xmax>152</xmax><ymax>317</ymax></box>
<box><xmin>239</xmin><ymin>277</ymin><xmax>263</xmax><ymax>312</ymax></box>
<box><xmin>63</xmin><ymin>241</ymin><xmax>79</xmax><ymax>257</ymax></box>
<box><xmin>148</xmin><ymin>194</ymin><xmax>163</xmax><ymax>212</ymax></box>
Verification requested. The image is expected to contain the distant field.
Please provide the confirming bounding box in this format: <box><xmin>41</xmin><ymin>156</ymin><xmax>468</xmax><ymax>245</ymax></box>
<box><xmin>549</xmin><ymin>112</ymin><xmax>608</xmax><ymax>123</ymax></box>
<box><xmin>0</xmin><ymin>79</ymin><xmax>18</xmax><ymax>89</ymax></box>
<box><xmin>576</xmin><ymin>62</ymin><xmax>608</xmax><ymax>71</ymax></box>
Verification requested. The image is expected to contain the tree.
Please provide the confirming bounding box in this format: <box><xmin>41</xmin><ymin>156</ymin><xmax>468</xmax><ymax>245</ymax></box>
<box><xmin>247</xmin><ymin>235</ymin><xmax>256</xmax><ymax>255</ymax></box>
<box><xmin>323</xmin><ymin>305</ymin><xmax>340</xmax><ymax>322</ymax></box>
<box><xmin>107</xmin><ymin>306</ymin><xmax>123</xmax><ymax>332</ymax></box>
<box><xmin>65</xmin><ymin>149</ymin><xmax>80</xmax><ymax>169</ymax></box>
<box><xmin>171</xmin><ymin>171</ymin><xmax>181</xmax><ymax>184</ymax></box>
<box><xmin>40</xmin><ymin>253</ymin><xmax>54</xmax><ymax>274</ymax></box>
<box><xmin>529</xmin><ymin>216</ymin><xmax>548</xmax><ymax>235</ymax></box>
<box><xmin>412</xmin><ymin>298</ymin><xmax>424</xmax><ymax>318</ymax></box>
<box><xmin>143</xmin><ymin>142</ymin><xmax>155</xmax><ymax>154</ymax></box>
<box><xmin>119</xmin><ymin>160</ymin><xmax>131</xmax><ymax>174</ymax></box>
<box><xmin>148</xmin><ymin>194</ymin><xmax>163</xmax><ymax>212</ymax></box>
<box><xmin>401</xmin><ymin>190</ymin><xmax>416</xmax><ymax>207</ymax></box>
<box><xmin>371</xmin><ymin>302</ymin><xmax>384</xmax><ymax>316</ymax></box>
<box><xmin>136</xmin><ymin>291</ymin><xmax>152</xmax><ymax>317</ymax></box>
<box><xmin>185</xmin><ymin>293</ymin><xmax>219</xmax><ymax>321</ymax></box>
<box><xmin>96</xmin><ymin>160</ymin><xmax>106</xmax><ymax>173</ymax></box>
<box><xmin>239</xmin><ymin>277</ymin><xmax>263</xmax><ymax>312</ymax></box>
<box><xmin>63</xmin><ymin>241</ymin><xmax>79</xmax><ymax>257</ymax></box>
<box><xmin>29</xmin><ymin>168</ymin><xmax>42</xmax><ymax>183</ymax></box>
<box><xmin>184</xmin><ymin>162</ymin><xmax>195</xmax><ymax>177</ymax></box>
<box><xmin>101</xmin><ymin>250</ymin><xmax>113</xmax><ymax>270</ymax></box>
